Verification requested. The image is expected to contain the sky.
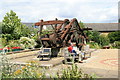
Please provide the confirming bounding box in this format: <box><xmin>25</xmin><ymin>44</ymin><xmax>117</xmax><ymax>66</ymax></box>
<box><xmin>0</xmin><ymin>0</ymin><xmax>119</xmax><ymax>23</ymax></box>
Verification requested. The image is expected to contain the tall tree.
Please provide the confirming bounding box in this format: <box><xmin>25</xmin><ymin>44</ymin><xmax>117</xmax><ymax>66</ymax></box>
<box><xmin>2</xmin><ymin>10</ymin><xmax>31</xmax><ymax>40</ymax></box>
<box><xmin>2</xmin><ymin>10</ymin><xmax>21</xmax><ymax>34</ymax></box>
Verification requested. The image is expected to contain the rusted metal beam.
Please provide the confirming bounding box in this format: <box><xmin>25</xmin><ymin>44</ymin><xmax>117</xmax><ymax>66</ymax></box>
<box><xmin>35</xmin><ymin>20</ymin><xmax>64</xmax><ymax>26</ymax></box>
<box><xmin>41</xmin><ymin>38</ymin><xmax>50</xmax><ymax>41</ymax></box>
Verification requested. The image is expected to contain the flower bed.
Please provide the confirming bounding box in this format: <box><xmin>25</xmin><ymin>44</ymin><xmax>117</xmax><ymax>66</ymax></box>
<box><xmin>0</xmin><ymin>47</ymin><xmax>23</xmax><ymax>53</ymax></box>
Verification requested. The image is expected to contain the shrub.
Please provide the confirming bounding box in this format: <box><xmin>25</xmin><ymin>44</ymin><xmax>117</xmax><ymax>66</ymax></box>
<box><xmin>19</xmin><ymin>37</ymin><xmax>37</xmax><ymax>49</ymax></box>
<box><xmin>89</xmin><ymin>31</ymin><xmax>110</xmax><ymax>47</ymax></box>
<box><xmin>112</xmin><ymin>41</ymin><xmax>120</xmax><ymax>49</ymax></box>
<box><xmin>1</xmin><ymin>56</ymin><xmax>45</xmax><ymax>78</ymax></box>
<box><xmin>87</xmin><ymin>42</ymin><xmax>101</xmax><ymax>49</ymax></box>
<box><xmin>85</xmin><ymin>31</ymin><xmax>93</xmax><ymax>41</ymax></box>
<box><xmin>1</xmin><ymin>50</ymin><xmax>45</xmax><ymax>78</ymax></box>
<box><xmin>31</xmin><ymin>34</ymin><xmax>38</xmax><ymax>41</ymax></box>
<box><xmin>108</xmin><ymin>31</ymin><xmax>120</xmax><ymax>43</ymax></box>
<box><xmin>5</xmin><ymin>40</ymin><xmax>20</xmax><ymax>51</ymax></box>
<box><xmin>91</xmin><ymin>31</ymin><xmax>100</xmax><ymax>43</ymax></box>
<box><xmin>8</xmin><ymin>40</ymin><xmax>20</xmax><ymax>47</ymax></box>
<box><xmin>2</xmin><ymin>34</ymin><xmax>13</xmax><ymax>41</ymax></box>
<box><xmin>0</xmin><ymin>38</ymin><xmax>7</xmax><ymax>48</ymax></box>
<box><xmin>56</xmin><ymin>64</ymin><xmax>97</xmax><ymax>79</ymax></box>
<box><xmin>99</xmin><ymin>35</ymin><xmax>110</xmax><ymax>46</ymax></box>
<box><xmin>12</xmin><ymin>62</ymin><xmax>45</xmax><ymax>78</ymax></box>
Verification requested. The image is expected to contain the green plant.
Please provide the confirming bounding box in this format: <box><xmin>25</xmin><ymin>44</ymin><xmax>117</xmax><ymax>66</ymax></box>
<box><xmin>8</xmin><ymin>40</ymin><xmax>20</xmax><ymax>47</ymax></box>
<box><xmin>12</xmin><ymin>62</ymin><xmax>45</xmax><ymax>78</ymax></box>
<box><xmin>79</xmin><ymin>21</ymin><xmax>85</xmax><ymax>28</ymax></box>
<box><xmin>1</xmin><ymin>49</ymin><xmax>45</xmax><ymax>79</ymax></box>
<box><xmin>91</xmin><ymin>31</ymin><xmax>100</xmax><ymax>43</ymax></box>
<box><xmin>87</xmin><ymin>42</ymin><xmax>101</xmax><ymax>49</ymax></box>
<box><xmin>1</xmin><ymin>55</ymin><xmax>45</xmax><ymax>78</ymax></box>
<box><xmin>112</xmin><ymin>41</ymin><xmax>120</xmax><ymax>49</ymax></box>
<box><xmin>99</xmin><ymin>34</ymin><xmax>110</xmax><ymax>46</ymax></box>
<box><xmin>19</xmin><ymin>37</ymin><xmax>37</xmax><ymax>49</ymax></box>
<box><xmin>1</xmin><ymin>48</ymin><xmax>45</xmax><ymax>79</ymax></box>
<box><xmin>108</xmin><ymin>31</ymin><xmax>120</xmax><ymax>43</ymax></box>
<box><xmin>88</xmin><ymin>31</ymin><xmax>110</xmax><ymax>47</ymax></box>
<box><xmin>2</xmin><ymin>10</ymin><xmax>31</xmax><ymax>40</ymax></box>
<box><xmin>31</xmin><ymin>34</ymin><xmax>38</xmax><ymax>41</ymax></box>
<box><xmin>41</xmin><ymin>30</ymin><xmax>53</xmax><ymax>36</ymax></box>
<box><xmin>0</xmin><ymin>38</ymin><xmax>7</xmax><ymax>48</ymax></box>
<box><xmin>4</xmin><ymin>40</ymin><xmax>20</xmax><ymax>52</ymax></box>
<box><xmin>56</xmin><ymin>64</ymin><xmax>97</xmax><ymax>79</ymax></box>
<box><xmin>1</xmin><ymin>50</ymin><xmax>16</xmax><ymax>78</ymax></box>
<box><xmin>1</xmin><ymin>34</ymin><xmax>13</xmax><ymax>41</ymax></box>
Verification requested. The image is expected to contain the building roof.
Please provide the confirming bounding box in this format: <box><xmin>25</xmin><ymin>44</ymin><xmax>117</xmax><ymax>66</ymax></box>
<box><xmin>22</xmin><ymin>23</ymin><xmax>34</xmax><ymax>27</ymax></box>
<box><xmin>22</xmin><ymin>22</ymin><xmax>119</xmax><ymax>32</ymax></box>
<box><xmin>84</xmin><ymin>23</ymin><xmax>119</xmax><ymax>32</ymax></box>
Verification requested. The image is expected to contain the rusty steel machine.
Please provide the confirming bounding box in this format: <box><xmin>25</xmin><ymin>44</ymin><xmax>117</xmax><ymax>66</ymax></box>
<box><xmin>35</xmin><ymin>18</ymin><xmax>92</xmax><ymax>51</ymax></box>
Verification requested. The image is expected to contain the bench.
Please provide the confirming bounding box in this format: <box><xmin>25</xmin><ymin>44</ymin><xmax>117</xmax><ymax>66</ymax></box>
<box><xmin>37</xmin><ymin>48</ymin><xmax>51</xmax><ymax>60</ymax></box>
<box><xmin>82</xmin><ymin>45</ymin><xmax>91</xmax><ymax>58</ymax></box>
<box><xmin>63</xmin><ymin>47</ymin><xmax>83</xmax><ymax>64</ymax></box>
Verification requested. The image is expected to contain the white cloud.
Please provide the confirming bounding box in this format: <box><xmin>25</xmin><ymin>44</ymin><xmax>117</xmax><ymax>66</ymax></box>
<box><xmin>1</xmin><ymin>0</ymin><xmax>118</xmax><ymax>23</ymax></box>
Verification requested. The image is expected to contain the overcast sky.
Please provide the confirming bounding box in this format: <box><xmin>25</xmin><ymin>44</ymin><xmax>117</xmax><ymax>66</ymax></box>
<box><xmin>0</xmin><ymin>0</ymin><xmax>119</xmax><ymax>23</ymax></box>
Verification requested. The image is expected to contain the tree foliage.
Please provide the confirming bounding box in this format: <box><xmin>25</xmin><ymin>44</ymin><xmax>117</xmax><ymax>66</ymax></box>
<box><xmin>79</xmin><ymin>21</ymin><xmax>85</xmax><ymax>28</ymax></box>
<box><xmin>79</xmin><ymin>21</ymin><xmax>110</xmax><ymax>47</ymax></box>
<box><xmin>91</xmin><ymin>31</ymin><xmax>100</xmax><ymax>43</ymax></box>
<box><xmin>88</xmin><ymin>31</ymin><xmax>110</xmax><ymax>46</ymax></box>
<box><xmin>99</xmin><ymin>34</ymin><xmax>109</xmax><ymax>46</ymax></box>
<box><xmin>108</xmin><ymin>31</ymin><xmax>120</xmax><ymax>43</ymax></box>
<box><xmin>2</xmin><ymin>10</ymin><xmax>31</xmax><ymax>40</ymax></box>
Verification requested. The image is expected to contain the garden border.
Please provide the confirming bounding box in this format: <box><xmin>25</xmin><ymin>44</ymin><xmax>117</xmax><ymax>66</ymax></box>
<box><xmin>6</xmin><ymin>48</ymin><xmax>40</xmax><ymax>55</ymax></box>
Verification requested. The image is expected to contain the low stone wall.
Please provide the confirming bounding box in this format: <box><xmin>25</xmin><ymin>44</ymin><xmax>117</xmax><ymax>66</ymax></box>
<box><xmin>6</xmin><ymin>48</ymin><xmax>40</xmax><ymax>55</ymax></box>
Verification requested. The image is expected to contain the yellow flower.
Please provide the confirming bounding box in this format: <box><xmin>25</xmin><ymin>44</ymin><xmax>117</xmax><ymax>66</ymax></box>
<box><xmin>30</xmin><ymin>60</ymin><xmax>36</xmax><ymax>63</ymax></box>
<box><xmin>22</xmin><ymin>66</ymin><xmax>26</xmax><ymax>70</ymax></box>
<box><xmin>14</xmin><ymin>69</ymin><xmax>21</xmax><ymax>75</ymax></box>
<box><xmin>26</xmin><ymin>63</ymin><xmax>30</xmax><ymax>66</ymax></box>
<box><xmin>36</xmin><ymin>73</ymin><xmax>42</xmax><ymax>77</ymax></box>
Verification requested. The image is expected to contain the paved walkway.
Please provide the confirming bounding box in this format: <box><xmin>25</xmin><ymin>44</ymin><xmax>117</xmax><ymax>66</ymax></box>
<box><xmin>76</xmin><ymin>49</ymin><xmax>118</xmax><ymax>78</ymax></box>
<box><xmin>9</xmin><ymin>50</ymin><xmax>64</xmax><ymax>67</ymax></box>
<box><xmin>77</xmin><ymin>49</ymin><xmax>118</xmax><ymax>71</ymax></box>
<box><xmin>48</xmin><ymin>49</ymin><xmax>118</xmax><ymax>78</ymax></box>
<box><xmin>8</xmin><ymin>49</ymin><xmax>119</xmax><ymax>78</ymax></box>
